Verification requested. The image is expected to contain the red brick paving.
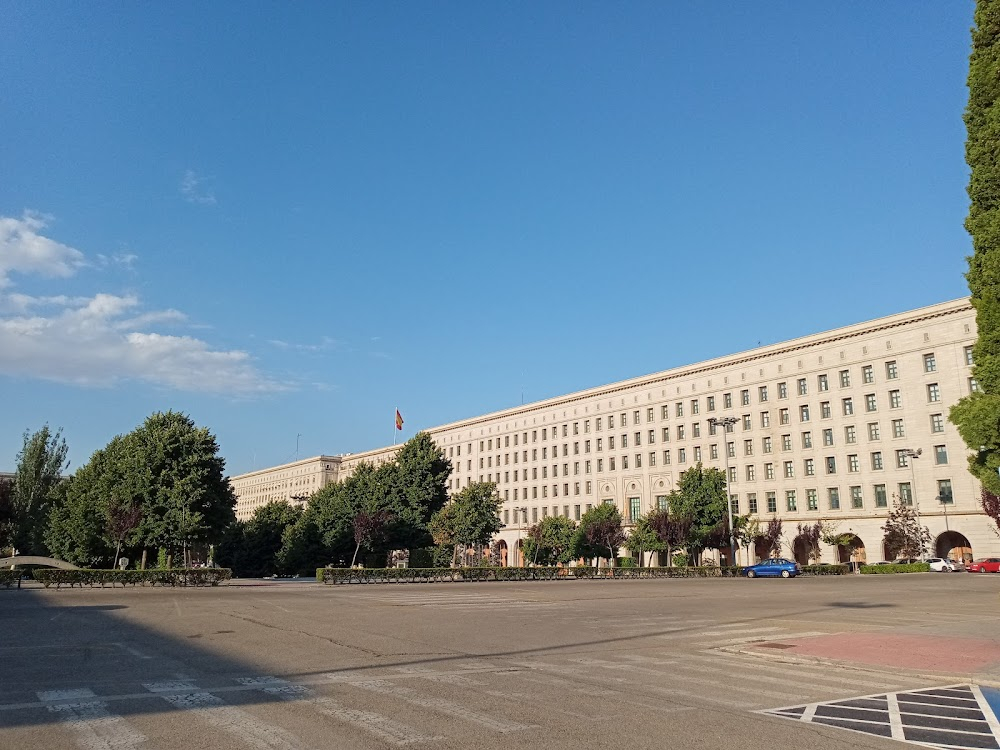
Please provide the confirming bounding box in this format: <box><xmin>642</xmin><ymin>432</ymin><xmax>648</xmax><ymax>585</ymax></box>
<box><xmin>751</xmin><ymin>633</ymin><xmax>1000</xmax><ymax>673</ymax></box>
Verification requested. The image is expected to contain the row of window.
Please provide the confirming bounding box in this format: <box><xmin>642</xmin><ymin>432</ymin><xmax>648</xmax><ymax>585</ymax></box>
<box><xmin>445</xmin><ymin>349</ymin><xmax>973</xmax><ymax>460</ymax></box>
<box><xmin>500</xmin><ymin>478</ymin><xmax>956</xmax><ymax>525</ymax></box>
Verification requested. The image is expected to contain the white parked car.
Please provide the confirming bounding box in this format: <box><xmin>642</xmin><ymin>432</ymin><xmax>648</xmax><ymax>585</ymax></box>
<box><xmin>926</xmin><ymin>558</ymin><xmax>956</xmax><ymax>572</ymax></box>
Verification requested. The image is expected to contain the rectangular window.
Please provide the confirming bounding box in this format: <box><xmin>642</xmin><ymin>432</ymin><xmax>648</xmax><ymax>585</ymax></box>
<box><xmin>575</xmin><ymin>505</ymin><xmax>582</xmax><ymax>520</ymax></box>
<box><xmin>886</xmin><ymin>360</ymin><xmax>898</xmax><ymax>379</ymax></box>
<box><xmin>871</xmin><ymin>451</ymin><xmax>883</xmax><ymax>470</ymax></box>
<box><xmin>659</xmin><ymin>407</ymin><xmax>667</xmax><ymax>422</ymax></box>
<box><xmin>828</xmin><ymin>487</ymin><xmax>840</xmax><ymax>510</ymax></box>
<box><xmin>892</xmin><ymin>419</ymin><xmax>905</xmax><ymax>438</ymax></box>
<box><xmin>779</xmin><ymin>408</ymin><xmax>790</xmax><ymax>425</ymax></box>
<box><xmin>690</xmin><ymin>401</ymin><xmax>699</xmax><ymax>416</ymax></box>
<box><xmin>742</xmin><ymin>414</ymin><xmax>752</xmax><ymax>430</ymax></box>
<box><xmin>759</xmin><ymin>386</ymin><xmax>768</xmax><ymax>402</ymax></box>
<box><xmin>927</xmin><ymin>383</ymin><xmax>940</xmax><ymax>403</ymax></box>
<box><xmin>678</xmin><ymin>448</ymin><xmax>686</xmax><ymax>463</ymax></box>
<box><xmin>840</xmin><ymin>370</ymin><xmax>851</xmax><ymax>388</ymax></box>
<box><xmin>888</xmin><ymin>389</ymin><xmax>901</xmax><ymax>409</ymax></box>
<box><xmin>692</xmin><ymin>423</ymin><xmax>701</xmax><ymax>438</ymax></box>
<box><xmin>677</xmin><ymin>425</ymin><xmax>685</xmax><ymax>440</ymax></box>
<box><xmin>746</xmin><ymin>464</ymin><xmax>756</xmax><ymax>481</ymax></box>
<box><xmin>895</xmin><ymin>449</ymin><xmax>910</xmax><ymax>469</ymax></box>
<box><xmin>848</xmin><ymin>454</ymin><xmax>859</xmax><ymax>472</ymax></box>
<box><xmin>766</xmin><ymin>492</ymin><xmax>777</xmax><ymax>513</ymax></box>
<box><xmin>930</xmin><ymin>414</ymin><xmax>944</xmax><ymax>433</ymax></box>
<box><xmin>818</xmin><ymin>374</ymin><xmax>829</xmax><ymax>392</ymax></box>
<box><xmin>807</xmin><ymin>489</ymin><xmax>818</xmax><ymax>510</ymax></box>
<box><xmin>649</xmin><ymin>451</ymin><xmax>656</xmax><ymax>467</ymax></box>
<box><xmin>622</xmin><ymin>455</ymin><xmax>629</xmax><ymax>470</ymax></box>
<box><xmin>676</xmin><ymin>403</ymin><xmax>684</xmax><ymax>418</ymax></box>
<box><xmin>850</xmin><ymin>486</ymin><xmax>863</xmax><ymax>509</ymax></box>
<box><xmin>710</xmin><ymin>444</ymin><xmax>719</xmax><ymax>460</ymax></box>
<box><xmin>821</xmin><ymin>401</ymin><xmax>832</xmax><ymax>419</ymax></box>
<box><xmin>845</xmin><ymin>425</ymin><xmax>857</xmax><ymax>444</ymax></box>
<box><xmin>865</xmin><ymin>394</ymin><xmax>877</xmax><ymax>412</ymax></box>
<box><xmin>608</xmin><ymin>437</ymin><xmax>615</xmax><ymax>450</ymax></box>
<box><xmin>868</xmin><ymin>422</ymin><xmax>880</xmax><ymax>441</ymax></box>
<box><xmin>646</xmin><ymin>408</ymin><xmax>653</xmax><ymax>423</ymax></box>
<box><xmin>800</xmin><ymin>405</ymin><xmax>810</xmax><ymax>422</ymax></box>
<box><xmin>862</xmin><ymin>365</ymin><xmax>874</xmax><ymax>384</ymax></box>
<box><xmin>656</xmin><ymin>495</ymin><xmax>668</xmax><ymax>511</ymax></box>
<box><xmin>629</xmin><ymin>496</ymin><xmax>641</xmax><ymax>521</ymax></box>
<box><xmin>741</xmin><ymin>390</ymin><xmax>751</xmax><ymax>406</ymax></box>
<box><xmin>804</xmin><ymin>458</ymin><xmax>815</xmax><ymax>476</ymax></box>
<box><xmin>744</xmin><ymin>439</ymin><xmax>754</xmax><ymax>456</ymax></box>
<box><xmin>635</xmin><ymin>454</ymin><xmax>642</xmax><ymax>469</ymax></box>
<box><xmin>924</xmin><ymin>353</ymin><xmax>937</xmax><ymax>373</ymax></box>
<box><xmin>693</xmin><ymin>447</ymin><xmax>702</xmax><ymax>462</ymax></box>
<box><xmin>707</xmin><ymin>396</ymin><xmax>716</xmax><ymax>411</ymax></box>
<box><xmin>763</xmin><ymin>436</ymin><xmax>773</xmax><ymax>453</ymax></box>
<box><xmin>826</xmin><ymin>456</ymin><xmax>837</xmax><ymax>474</ymax></box>
<box><xmin>597</xmin><ymin>458</ymin><xmax>603</xmax><ymax>472</ymax></box>
<box><xmin>786</xmin><ymin>490</ymin><xmax>797</xmax><ymax>512</ymax></box>
<box><xmin>662</xmin><ymin>427</ymin><xmax>669</xmax><ymax>442</ymax></box>
<box><xmin>663</xmin><ymin>450</ymin><xmax>670</xmax><ymax>465</ymax></box>
<box><xmin>934</xmin><ymin>445</ymin><xmax>948</xmax><ymax>465</ymax></box>
<box><xmin>966</xmin><ymin>346</ymin><xmax>974</xmax><ymax>366</ymax></box>
<box><xmin>781</xmin><ymin>434</ymin><xmax>792</xmax><ymax>451</ymax></box>
<box><xmin>621</xmin><ymin>435</ymin><xmax>628</xmax><ymax>449</ymax></box>
<box><xmin>899</xmin><ymin>482</ymin><xmax>912</xmax><ymax>505</ymax></box>
<box><xmin>760</xmin><ymin>411</ymin><xmax>770</xmax><ymax>428</ymax></box>
<box><xmin>765</xmin><ymin>463</ymin><xmax>775</xmax><ymax>480</ymax></box>
<box><xmin>874</xmin><ymin>484</ymin><xmax>887</xmax><ymax>508</ymax></box>
<box><xmin>648</xmin><ymin>429</ymin><xmax>655</xmax><ymax>444</ymax></box>
<box><xmin>730</xmin><ymin>495</ymin><xmax>739</xmax><ymax>514</ymax></box>
<box><xmin>798</xmin><ymin>378</ymin><xmax>808</xmax><ymax>396</ymax></box>
<box><xmin>777</xmin><ymin>382</ymin><xmax>788</xmax><ymax>399</ymax></box>
<box><xmin>783</xmin><ymin>460</ymin><xmax>794</xmax><ymax>478</ymax></box>
<box><xmin>610</xmin><ymin>457</ymin><xmax>617</xmax><ymax>471</ymax></box>
<box><xmin>802</xmin><ymin>431</ymin><xmax>813</xmax><ymax>448</ymax></box>
<box><xmin>938</xmin><ymin>479</ymin><xmax>953</xmax><ymax>503</ymax></box>
<box><xmin>843</xmin><ymin>398</ymin><xmax>854</xmax><ymax>416</ymax></box>
<box><xmin>724</xmin><ymin>393</ymin><xmax>733</xmax><ymax>409</ymax></box>
<box><xmin>748</xmin><ymin>493</ymin><xmax>758</xmax><ymax>514</ymax></box>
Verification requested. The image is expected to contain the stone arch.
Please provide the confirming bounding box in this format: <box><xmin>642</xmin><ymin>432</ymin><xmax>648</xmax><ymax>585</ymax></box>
<box><xmin>792</xmin><ymin>536</ymin><xmax>809</xmax><ymax>566</ymax></box>
<box><xmin>837</xmin><ymin>535</ymin><xmax>866</xmax><ymax>566</ymax></box>
<box><xmin>515</xmin><ymin>539</ymin><xmax>524</xmax><ymax>567</ymax></box>
<box><xmin>936</xmin><ymin>531</ymin><xmax>973</xmax><ymax>564</ymax></box>
<box><xmin>498</xmin><ymin>539</ymin><xmax>509</xmax><ymax>567</ymax></box>
<box><xmin>0</xmin><ymin>556</ymin><xmax>79</xmax><ymax>570</ymax></box>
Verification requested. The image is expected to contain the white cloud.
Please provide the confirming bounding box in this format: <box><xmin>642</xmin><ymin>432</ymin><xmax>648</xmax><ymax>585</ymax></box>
<box><xmin>180</xmin><ymin>169</ymin><xmax>217</xmax><ymax>205</ymax></box>
<box><xmin>0</xmin><ymin>214</ymin><xmax>286</xmax><ymax>395</ymax></box>
<box><xmin>0</xmin><ymin>213</ymin><xmax>85</xmax><ymax>287</ymax></box>
<box><xmin>267</xmin><ymin>336</ymin><xmax>338</xmax><ymax>353</ymax></box>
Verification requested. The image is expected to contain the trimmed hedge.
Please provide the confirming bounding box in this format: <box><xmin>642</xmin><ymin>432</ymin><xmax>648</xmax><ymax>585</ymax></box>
<box><xmin>0</xmin><ymin>570</ymin><xmax>21</xmax><ymax>588</ymax></box>
<box><xmin>800</xmin><ymin>564</ymin><xmax>850</xmax><ymax>575</ymax></box>
<box><xmin>33</xmin><ymin>568</ymin><xmax>233</xmax><ymax>589</ymax></box>
<box><xmin>320</xmin><ymin>565</ymin><xmax>751</xmax><ymax>584</ymax></box>
<box><xmin>860</xmin><ymin>562</ymin><xmax>931</xmax><ymax>575</ymax></box>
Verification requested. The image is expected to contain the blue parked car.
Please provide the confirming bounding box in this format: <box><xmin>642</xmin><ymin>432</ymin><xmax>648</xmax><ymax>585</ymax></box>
<box><xmin>744</xmin><ymin>558</ymin><xmax>801</xmax><ymax>578</ymax></box>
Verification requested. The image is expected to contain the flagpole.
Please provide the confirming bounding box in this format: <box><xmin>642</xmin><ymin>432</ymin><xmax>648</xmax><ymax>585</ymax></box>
<box><xmin>393</xmin><ymin>406</ymin><xmax>397</xmax><ymax>446</ymax></box>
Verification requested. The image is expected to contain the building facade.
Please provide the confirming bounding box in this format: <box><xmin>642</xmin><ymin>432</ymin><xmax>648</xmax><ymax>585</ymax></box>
<box><xmin>232</xmin><ymin>298</ymin><xmax>997</xmax><ymax>565</ymax></box>
<box><xmin>230</xmin><ymin>456</ymin><xmax>342</xmax><ymax>520</ymax></box>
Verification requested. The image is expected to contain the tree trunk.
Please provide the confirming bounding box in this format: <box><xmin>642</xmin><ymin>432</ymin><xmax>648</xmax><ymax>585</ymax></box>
<box><xmin>350</xmin><ymin>542</ymin><xmax>361</xmax><ymax>568</ymax></box>
<box><xmin>140</xmin><ymin>549</ymin><xmax>147</xmax><ymax>570</ymax></box>
<box><xmin>114</xmin><ymin>539</ymin><xmax>122</xmax><ymax>570</ymax></box>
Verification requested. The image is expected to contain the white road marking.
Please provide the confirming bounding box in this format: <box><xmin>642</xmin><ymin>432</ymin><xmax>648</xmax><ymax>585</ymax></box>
<box><xmin>351</xmin><ymin>679</ymin><xmax>533</xmax><ymax>733</ymax></box>
<box><xmin>885</xmin><ymin>692</ymin><xmax>905</xmax><ymax>741</ymax></box>
<box><xmin>38</xmin><ymin>688</ymin><xmax>146</xmax><ymax>750</ymax></box>
<box><xmin>238</xmin><ymin>677</ymin><xmax>439</xmax><ymax>745</ymax></box>
<box><xmin>112</xmin><ymin>643</ymin><xmax>152</xmax><ymax>660</ymax></box>
<box><xmin>677</xmin><ymin>652</ymin><xmax>918</xmax><ymax>690</ymax></box>
<box><xmin>144</xmin><ymin>680</ymin><xmax>311</xmax><ymax>750</ymax></box>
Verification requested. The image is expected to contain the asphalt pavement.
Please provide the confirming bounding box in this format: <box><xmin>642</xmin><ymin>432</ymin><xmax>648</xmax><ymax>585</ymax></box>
<box><xmin>1</xmin><ymin>572</ymin><xmax>998</xmax><ymax>750</ymax></box>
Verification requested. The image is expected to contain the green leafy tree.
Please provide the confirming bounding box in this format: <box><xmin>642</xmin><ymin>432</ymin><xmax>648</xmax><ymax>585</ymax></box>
<box><xmin>667</xmin><ymin>463</ymin><xmax>727</xmax><ymax>563</ymax></box>
<box><xmin>982</xmin><ymin>490</ymin><xmax>1000</xmax><ymax>537</ymax></box>
<box><xmin>389</xmin><ymin>432</ymin><xmax>452</xmax><ymax>549</ymax></box>
<box><xmin>218</xmin><ymin>501</ymin><xmax>302</xmax><ymax>577</ymax></box>
<box><xmin>624</xmin><ymin>514</ymin><xmax>666</xmax><ymax>567</ymax></box>
<box><xmin>571</xmin><ymin>503</ymin><xmax>625</xmax><ymax>568</ymax></box>
<box><xmin>449</xmin><ymin>482</ymin><xmax>503</xmax><ymax>564</ymax></box>
<box><xmin>881</xmin><ymin>497</ymin><xmax>931</xmax><ymax>560</ymax></box>
<box><xmin>522</xmin><ymin>516</ymin><xmax>577</xmax><ymax>566</ymax></box>
<box><xmin>12</xmin><ymin>425</ymin><xmax>69</xmax><ymax>554</ymax></box>
<box><xmin>647</xmin><ymin>509</ymin><xmax>691</xmax><ymax>568</ymax></box>
<box><xmin>0</xmin><ymin>476</ymin><xmax>15</xmax><ymax>553</ymax></box>
<box><xmin>738</xmin><ymin>516</ymin><xmax>763</xmax><ymax>564</ymax></box>
<box><xmin>951</xmin><ymin>2</ymin><xmax>1000</xmax><ymax>493</ymax></box>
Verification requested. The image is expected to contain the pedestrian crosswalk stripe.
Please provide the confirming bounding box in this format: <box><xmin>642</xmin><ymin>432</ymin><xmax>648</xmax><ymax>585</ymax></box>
<box><xmin>144</xmin><ymin>681</ymin><xmax>312</xmax><ymax>750</ymax></box>
<box><xmin>238</xmin><ymin>676</ymin><xmax>440</xmax><ymax>745</ymax></box>
<box><xmin>351</xmin><ymin>679</ymin><xmax>534</xmax><ymax>733</ymax></box>
<box><xmin>38</xmin><ymin>688</ymin><xmax>146</xmax><ymax>750</ymax></box>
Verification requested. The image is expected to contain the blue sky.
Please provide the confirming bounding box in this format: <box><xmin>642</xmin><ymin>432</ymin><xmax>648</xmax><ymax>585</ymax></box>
<box><xmin>0</xmin><ymin>2</ymin><xmax>975</xmax><ymax>476</ymax></box>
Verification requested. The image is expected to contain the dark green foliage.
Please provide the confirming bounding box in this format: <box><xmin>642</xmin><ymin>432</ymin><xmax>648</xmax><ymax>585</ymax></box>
<box><xmin>570</xmin><ymin>503</ymin><xmax>625</xmax><ymax>566</ymax></box>
<box><xmin>12</xmin><ymin>425</ymin><xmax>69</xmax><ymax>554</ymax></box>
<box><xmin>44</xmin><ymin>412</ymin><xmax>235</xmax><ymax>566</ymax></box>
<box><xmin>624</xmin><ymin>514</ymin><xmax>666</xmax><ymax>566</ymax></box>
<box><xmin>666</xmin><ymin>463</ymin><xmax>727</xmax><ymax>561</ymax></box>
<box><xmin>860</xmin><ymin>563</ymin><xmax>931</xmax><ymax>575</ymax></box>
<box><xmin>276</xmin><ymin>433</ymin><xmax>451</xmax><ymax>574</ymax></box>
<box><xmin>32</xmin><ymin>568</ymin><xmax>232</xmax><ymax>588</ymax></box>
<box><xmin>0</xmin><ymin>476</ymin><xmax>16</xmax><ymax>553</ymax></box>
<box><xmin>881</xmin><ymin>497</ymin><xmax>930</xmax><ymax>560</ymax></box>
<box><xmin>760</xmin><ymin>517</ymin><xmax>784</xmax><ymax>557</ymax></box>
<box><xmin>952</xmin><ymin>2</ymin><xmax>1000</xmax><ymax>492</ymax></box>
<box><xmin>319</xmin><ymin>565</ymin><xmax>749</xmax><ymax>584</ymax></box>
<box><xmin>982</xmin><ymin>490</ymin><xmax>1000</xmax><ymax>537</ymax></box>
<box><xmin>217</xmin><ymin>501</ymin><xmax>302</xmax><ymax>577</ymax></box>
<box><xmin>794</xmin><ymin>522</ymin><xmax>823</xmax><ymax>563</ymax></box>
<box><xmin>522</xmin><ymin>516</ymin><xmax>577</xmax><ymax>566</ymax></box>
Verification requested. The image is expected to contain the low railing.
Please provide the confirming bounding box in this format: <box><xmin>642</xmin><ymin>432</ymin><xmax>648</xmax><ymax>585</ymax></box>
<box><xmin>31</xmin><ymin>568</ymin><xmax>233</xmax><ymax>589</ymax></box>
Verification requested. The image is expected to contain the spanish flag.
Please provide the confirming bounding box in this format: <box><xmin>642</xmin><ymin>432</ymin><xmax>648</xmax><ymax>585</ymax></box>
<box><xmin>395</xmin><ymin>409</ymin><xmax>404</xmax><ymax>430</ymax></box>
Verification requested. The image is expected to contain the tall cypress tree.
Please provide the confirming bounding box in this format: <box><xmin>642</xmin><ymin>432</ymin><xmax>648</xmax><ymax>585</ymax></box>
<box><xmin>951</xmin><ymin>1</ymin><xmax>1000</xmax><ymax>496</ymax></box>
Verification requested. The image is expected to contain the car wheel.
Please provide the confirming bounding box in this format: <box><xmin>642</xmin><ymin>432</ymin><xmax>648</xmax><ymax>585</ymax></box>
<box><xmin>781</xmin><ymin>570</ymin><xmax>791</xmax><ymax>578</ymax></box>
<box><xmin>980</xmin><ymin>567</ymin><xmax>987</xmax><ymax>573</ymax></box>
<box><xmin>747</xmin><ymin>570</ymin><xmax>756</xmax><ymax>578</ymax></box>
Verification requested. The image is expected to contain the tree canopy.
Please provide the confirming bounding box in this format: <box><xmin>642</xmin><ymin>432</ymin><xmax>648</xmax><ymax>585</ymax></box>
<box><xmin>952</xmin><ymin>1</ymin><xmax>1000</xmax><ymax>494</ymax></box>
<box><xmin>571</xmin><ymin>503</ymin><xmax>625</xmax><ymax>567</ymax></box>
<box><xmin>667</xmin><ymin>463</ymin><xmax>727</xmax><ymax>560</ymax></box>
<box><xmin>522</xmin><ymin>516</ymin><xmax>577</xmax><ymax>566</ymax></box>
<box><xmin>11</xmin><ymin>425</ymin><xmax>69</xmax><ymax>554</ymax></box>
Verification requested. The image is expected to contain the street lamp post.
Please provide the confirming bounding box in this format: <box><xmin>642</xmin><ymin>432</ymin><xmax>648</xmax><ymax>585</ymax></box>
<box><xmin>937</xmin><ymin>495</ymin><xmax>949</xmax><ymax>533</ymax></box>
<box><xmin>513</xmin><ymin>506</ymin><xmax>524</xmax><ymax>567</ymax></box>
<box><xmin>902</xmin><ymin>448</ymin><xmax>923</xmax><ymax>560</ymax></box>
<box><xmin>709</xmin><ymin>416</ymin><xmax>739</xmax><ymax>567</ymax></box>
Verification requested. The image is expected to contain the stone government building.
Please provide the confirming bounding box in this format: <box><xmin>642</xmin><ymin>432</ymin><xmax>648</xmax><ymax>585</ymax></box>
<box><xmin>231</xmin><ymin>298</ymin><xmax>996</xmax><ymax>567</ymax></box>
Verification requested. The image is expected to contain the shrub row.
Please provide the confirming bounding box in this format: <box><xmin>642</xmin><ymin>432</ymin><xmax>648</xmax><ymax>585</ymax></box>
<box><xmin>320</xmin><ymin>565</ymin><xmax>758</xmax><ymax>584</ymax></box>
<box><xmin>859</xmin><ymin>562</ymin><xmax>931</xmax><ymax>575</ymax></box>
<box><xmin>32</xmin><ymin>568</ymin><xmax>233</xmax><ymax>589</ymax></box>
<box><xmin>0</xmin><ymin>570</ymin><xmax>20</xmax><ymax>588</ymax></box>
<box><xmin>800</xmin><ymin>564</ymin><xmax>851</xmax><ymax>575</ymax></box>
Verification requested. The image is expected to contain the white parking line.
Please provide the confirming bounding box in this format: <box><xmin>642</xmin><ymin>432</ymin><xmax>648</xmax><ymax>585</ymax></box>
<box><xmin>38</xmin><ymin>688</ymin><xmax>146</xmax><ymax>750</ymax></box>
